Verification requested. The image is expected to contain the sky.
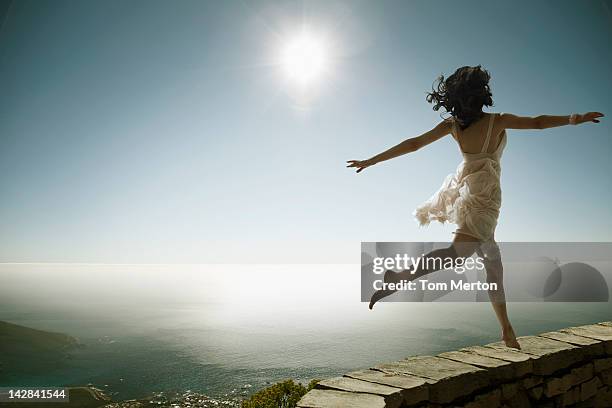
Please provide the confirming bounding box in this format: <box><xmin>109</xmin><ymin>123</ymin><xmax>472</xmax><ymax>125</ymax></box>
<box><xmin>1</xmin><ymin>0</ymin><xmax>611</xmax><ymax>263</ymax></box>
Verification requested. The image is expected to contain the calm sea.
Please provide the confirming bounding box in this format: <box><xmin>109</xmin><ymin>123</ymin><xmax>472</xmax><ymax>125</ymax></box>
<box><xmin>1</xmin><ymin>264</ymin><xmax>610</xmax><ymax>401</ymax></box>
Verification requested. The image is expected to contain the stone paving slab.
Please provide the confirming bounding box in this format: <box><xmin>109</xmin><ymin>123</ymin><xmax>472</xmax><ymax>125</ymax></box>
<box><xmin>375</xmin><ymin>355</ymin><xmax>489</xmax><ymax>404</ymax></box>
<box><xmin>538</xmin><ymin>330</ymin><xmax>602</xmax><ymax>346</ymax></box>
<box><xmin>538</xmin><ymin>331</ymin><xmax>605</xmax><ymax>358</ymax></box>
<box><xmin>316</xmin><ymin>377</ymin><xmax>403</xmax><ymax>408</ymax></box>
<box><xmin>562</xmin><ymin>323</ymin><xmax>612</xmax><ymax>355</ymax></box>
<box><xmin>297</xmin><ymin>388</ymin><xmax>386</xmax><ymax>408</ymax></box>
<box><xmin>344</xmin><ymin>369</ymin><xmax>428</xmax><ymax>405</ymax></box>
<box><xmin>486</xmin><ymin>336</ymin><xmax>580</xmax><ymax>375</ymax></box>
<box><xmin>562</xmin><ymin>323</ymin><xmax>612</xmax><ymax>347</ymax></box>
<box><xmin>461</xmin><ymin>345</ymin><xmax>533</xmax><ymax>377</ymax></box>
<box><xmin>438</xmin><ymin>349</ymin><xmax>515</xmax><ymax>381</ymax></box>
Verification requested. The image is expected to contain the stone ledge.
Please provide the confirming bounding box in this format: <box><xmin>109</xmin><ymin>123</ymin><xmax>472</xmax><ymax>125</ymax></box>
<box><xmin>297</xmin><ymin>321</ymin><xmax>612</xmax><ymax>408</ymax></box>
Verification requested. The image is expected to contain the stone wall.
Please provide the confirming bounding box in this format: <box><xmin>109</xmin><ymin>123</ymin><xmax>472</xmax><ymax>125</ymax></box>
<box><xmin>297</xmin><ymin>322</ymin><xmax>612</xmax><ymax>408</ymax></box>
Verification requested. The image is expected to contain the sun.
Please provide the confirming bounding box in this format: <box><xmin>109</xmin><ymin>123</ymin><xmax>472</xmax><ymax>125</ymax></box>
<box><xmin>280</xmin><ymin>30</ymin><xmax>329</xmax><ymax>86</ymax></box>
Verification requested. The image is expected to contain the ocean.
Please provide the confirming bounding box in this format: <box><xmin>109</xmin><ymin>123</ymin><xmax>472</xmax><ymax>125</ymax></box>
<box><xmin>1</xmin><ymin>263</ymin><xmax>610</xmax><ymax>402</ymax></box>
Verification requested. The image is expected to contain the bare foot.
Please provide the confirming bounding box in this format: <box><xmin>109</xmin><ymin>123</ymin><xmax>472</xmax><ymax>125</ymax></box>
<box><xmin>502</xmin><ymin>326</ymin><xmax>521</xmax><ymax>349</ymax></box>
<box><xmin>368</xmin><ymin>270</ymin><xmax>399</xmax><ymax>310</ymax></box>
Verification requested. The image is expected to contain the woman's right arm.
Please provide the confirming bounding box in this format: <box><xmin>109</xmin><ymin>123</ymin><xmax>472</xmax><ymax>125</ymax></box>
<box><xmin>500</xmin><ymin>112</ymin><xmax>604</xmax><ymax>130</ymax></box>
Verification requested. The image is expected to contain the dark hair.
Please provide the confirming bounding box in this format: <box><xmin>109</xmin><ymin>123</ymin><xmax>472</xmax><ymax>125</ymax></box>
<box><xmin>426</xmin><ymin>65</ymin><xmax>493</xmax><ymax>130</ymax></box>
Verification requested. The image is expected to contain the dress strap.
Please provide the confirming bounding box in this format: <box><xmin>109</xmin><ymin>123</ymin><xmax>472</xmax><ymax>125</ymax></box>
<box><xmin>481</xmin><ymin>113</ymin><xmax>495</xmax><ymax>153</ymax></box>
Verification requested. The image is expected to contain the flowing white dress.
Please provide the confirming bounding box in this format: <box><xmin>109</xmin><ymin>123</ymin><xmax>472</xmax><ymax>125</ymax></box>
<box><xmin>414</xmin><ymin>113</ymin><xmax>506</xmax><ymax>244</ymax></box>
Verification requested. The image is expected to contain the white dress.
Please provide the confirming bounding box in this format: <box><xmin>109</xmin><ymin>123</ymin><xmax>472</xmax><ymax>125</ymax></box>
<box><xmin>414</xmin><ymin>113</ymin><xmax>506</xmax><ymax>243</ymax></box>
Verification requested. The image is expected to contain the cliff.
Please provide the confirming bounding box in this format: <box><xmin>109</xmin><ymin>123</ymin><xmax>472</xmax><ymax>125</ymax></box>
<box><xmin>0</xmin><ymin>320</ymin><xmax>80</xmax><ymax>385</ymax></box>
<box><xmin>0</xmin><ymin>320</ymin><xmax>79</xmax><ymax>352</ymax></box>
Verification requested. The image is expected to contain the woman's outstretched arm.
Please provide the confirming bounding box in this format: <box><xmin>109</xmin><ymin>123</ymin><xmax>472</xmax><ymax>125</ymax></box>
<box><xmin>347</xmin><ymin>120</ymin><xmax>452</xmax><ymax>173</ymax></box>
<box><xmin>500</xmin><ymin>112</ymin><xmax>604</xmax><ymax>130</ymax></box>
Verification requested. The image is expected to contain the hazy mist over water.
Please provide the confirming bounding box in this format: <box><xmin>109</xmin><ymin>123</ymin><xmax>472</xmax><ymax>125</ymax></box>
<box><xmin>1</xmin><ymin>263</ymin><xmax>611</xmax><ymax>399</ymax></box>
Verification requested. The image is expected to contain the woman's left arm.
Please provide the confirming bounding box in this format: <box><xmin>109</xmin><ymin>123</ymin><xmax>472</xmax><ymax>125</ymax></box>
<box><xmin>347</xmin><ymin>120</ymin><xmax>452</xmax><ymax>173</ymax></box>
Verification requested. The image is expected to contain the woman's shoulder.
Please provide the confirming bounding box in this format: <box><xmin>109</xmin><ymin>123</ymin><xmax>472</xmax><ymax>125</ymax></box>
<box><xmin>485</xmin><ymin>112</ymin><xmax>503</xmax><ymax>119</ymax></box>
<box><xmin>441</xmin><ymin>117</ymin><xmax>459</xmax><ymax>139</ymax></box>
<box><xmin>442</xmin><ymin>116</ymin><xmax>457</xmax><ymax>131</ymax></box>
<box><xmin>491</xmin><ymin>112</ymin><xmax>510</xmax><ymax>128</ymax></box>
<box><xmin>491</xmin><ymin>112</ymin><xmax>507</xmax><ymax>120</ymax></box>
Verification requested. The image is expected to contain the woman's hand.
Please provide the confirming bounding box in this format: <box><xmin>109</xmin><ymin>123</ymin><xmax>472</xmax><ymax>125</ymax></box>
<box><xmin>346</xmin><ymin>159</ymin><xmax>375</xmax><ymax>173</ymax></box>
<box><xmin>577</xmin><ymin>112</ymin><xmax>604</xmax><ymax>124</ymax></box>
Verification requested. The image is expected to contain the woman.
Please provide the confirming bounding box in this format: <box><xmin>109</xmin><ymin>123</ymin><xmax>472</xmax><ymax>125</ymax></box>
<box><xmin>347</xmin><ymin>65</ymin><xmax>603</xmax><ymax>348</ymax></box>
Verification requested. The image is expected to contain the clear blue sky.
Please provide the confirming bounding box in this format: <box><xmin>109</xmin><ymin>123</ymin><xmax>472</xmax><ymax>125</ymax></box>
<box><xmin>1</xmin><ymin>0</ymin><xmax>611</xmax><ymax>263</ymax></box>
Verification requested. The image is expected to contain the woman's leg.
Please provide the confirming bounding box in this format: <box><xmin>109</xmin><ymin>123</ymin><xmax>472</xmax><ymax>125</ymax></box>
<box><xmin>369</xmin><ymin>233</ymin><xmax>481</xmax><ymax>309</ymax></box>
<box><xmin>477</xmin><ymin>246</ymin><xmax>520</xmax><ymax>349</ymax></box>
<box><xmin>400</xmin><ymin>232</ymin><xmax>482</xmax><ymax>279</ymax></box>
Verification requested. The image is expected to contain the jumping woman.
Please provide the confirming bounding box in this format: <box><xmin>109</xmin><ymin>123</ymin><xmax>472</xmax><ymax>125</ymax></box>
<box><xmin>347</xmin><ymin>66</ymin><xmax>603</xmax><ymax>349</ymax></box>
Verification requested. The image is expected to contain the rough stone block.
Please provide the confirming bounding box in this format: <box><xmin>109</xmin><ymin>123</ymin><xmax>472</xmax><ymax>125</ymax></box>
<box><xmin>527</xmin><ymin>385</ymin><xmax>543</xmax><ymax>400</ymax></box>
<box><xmin>522</xmin><ymin>376</ymin><xmax>543</xmax><ymax>389</ymax></box>
<box><xmin>594</xmin><ymin>357</ymin><xmax>612</xmax><ymax>372</ymax></box>
<box><xmin>544</xmin><ymin>370</ymin><xmax>593</xmax><ymax>398</ymax></box>
<box><xmin>376</xmin><ymin>355</ymin><xmax>489</xmax><ymax>404</ymax></box>
<box><xmin>569</xmin><ymin>363</ymin><xmax>593</xmax><ymax>386</ymax></box>
<box><xmin>316</xmin><ymin>377</ymin><xmax>403</xmax><ymax>408</ymax></box>
<box><xmin>594</xmin><ymin>385</ymin><xmax>612</xmax><ymax>408</ymax></box>
<box><xmin>297</xmin><ymin>388</ymin><xmax>386</xmax><ymax>408</ymax></box>
<box><xmin>505</xmin><ymin>388</ymin><xmax>531</xmax><ymax>408</ymax></box>
<box><xmin>344</xmin><ymin>369</ymin><xmax>428</xmax><ymax>405</ymax></box>
<box><xmin>544</xmin><ymin>378</ymin><xmax>571</xmax><ymax>398</ymax></box>
<box><xmin>580</xmin><ymin>376</ymin><xmax>602</xmax><ymax>401</ymax></box>
<box><xmin>556</xmin><ymin>386</ymin><xmax>580</xmax><ymax>406</ymax></box>
<box><xmin>464</xmin><ymin>388</ymin><xmax>501</xmax><ymax>408</ymax></box>
<box><xmin>600</xmin><ymin>368</ymin><xmax>612</xmax><ymax>386</ymax></box>
<box><xmin>575</xmin><ymin>397</ymin><xmax>596</xmax><ymax>408</ymax></box>
<box><xmin>501</xmin><ymin>382</ymin><xmax>519</xmax><ymax>400</ymax></box>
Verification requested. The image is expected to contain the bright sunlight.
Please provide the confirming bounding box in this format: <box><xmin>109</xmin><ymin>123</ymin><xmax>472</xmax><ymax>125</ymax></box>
<box><xmin>280</xmin><ymin>29</ymin><xmax>329</xmax><ymax>86</ymax></box>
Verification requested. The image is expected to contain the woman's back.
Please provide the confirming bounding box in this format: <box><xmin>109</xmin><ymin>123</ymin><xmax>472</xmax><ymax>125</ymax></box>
<box><xmin>451</xmin><ymin>113</ymin><xmax>506</xmax><ymax>156</ymax></box>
